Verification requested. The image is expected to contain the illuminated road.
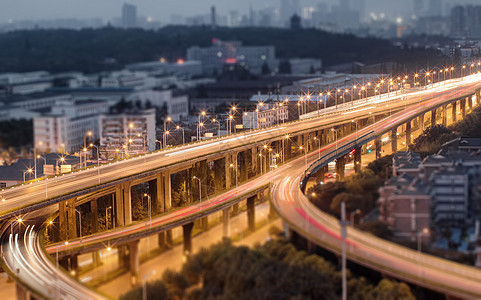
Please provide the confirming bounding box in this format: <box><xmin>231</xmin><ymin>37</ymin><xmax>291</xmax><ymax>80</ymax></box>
<box><xmin>2</xmin><ymin>74</ymin><xmax>481</xmax><ymax>299</ymax></box>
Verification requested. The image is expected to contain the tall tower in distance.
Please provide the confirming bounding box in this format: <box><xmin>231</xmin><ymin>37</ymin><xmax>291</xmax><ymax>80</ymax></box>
<box><xmin>122</xmin><ymin>3</ymin><xmax>137</xmax><ymax>28</ymax></box>
<box><xmin>211</xmin><ymin>6</ymin><xmax>217</xmax><ymax>29</ymax></box>
<box><xmin>340</xmin><ymin>0</ymin><xmax>350</xmax><ymax>9</ymax></box>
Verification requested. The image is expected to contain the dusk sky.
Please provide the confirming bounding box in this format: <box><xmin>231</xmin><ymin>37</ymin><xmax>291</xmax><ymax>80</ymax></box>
<box><xmin>0</xmin><ymin>0</ymin><xmax>478</xmax><ymax>23</ymax></box>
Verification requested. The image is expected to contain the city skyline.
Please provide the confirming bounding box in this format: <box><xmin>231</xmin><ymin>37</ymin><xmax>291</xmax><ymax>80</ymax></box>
<box><xmin>1</xmin><ymin>0</ymin><xmax>477</xmax><ymax>24</ymax></box>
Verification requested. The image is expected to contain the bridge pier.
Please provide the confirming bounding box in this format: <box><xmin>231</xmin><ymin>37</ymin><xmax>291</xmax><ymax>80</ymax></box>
<box><xmin>90</xmin><ymin>199</ymin><xmax>98</xmax><ymax>234</ymax></box>
<box><xmin>405</xmin><ymin>121</ymin><xmax>412</xmax><ymax>146</ymax></box>
<box><xmin>213</xmin><ymin>158</ymin><xmax>224</xmax><ymax>192</ymax></box>
<box><xmin>182</xmin><ymin>222</ymin><xmax>194</xmax><ymax>258</ymax></box>
<box><xmin>354</xmin><ymin>147</ymin><xmax>362</xmax><ymax>172</ymax></box>
<box><xmin>128</xmin><ymin>240</ymin><xmax>140</xmax><ymax>287</ymax></box>
<box><xmin>251</xmin><ymin>147</ymin><xmax>258</xmax><ymax>175</ymax></box>
<box><xmin>430</xmin><ymin>108</ymin><xmax>436</xmax><ymax>127</ymax></box>
<box><xmin>67</xmin><ymin>198</ymin><xmax>77</xmax><ymax>240</ymax></box>
<box><xmin>59</xmin><ymin>201</ymin><xmax>67</xmax><ymax>241</ymax></box>
<box><xmin>375</xmin><ymin>137</ymin><xmax>382</xmax><ymax>159</ymax></box>
<box><xmin>225</xmin><ymin>154</ymin><xmax>232</xmax><ymax>189</ymax></box>
<box><xmin>442</xmin><ymin>105</ymin><xmax>447</xmax><ymax>126</ymax></box>
<box><xmin>247</xmin><ymin>195</ymin><xmax>256</xmax><ymax>231</ymax></box>
<box><xmin>155</xmin><ymin>173</ymin><xmax>165</xmax><ymax>213</ymax></box>
<box><xmin>452</xmin><ymin>101</ymin><xmax>457</xmax><ymax>123</ymax></box>
<box><xmin>239</xmin><ymin>151</ymin><xmax>248</xmax><ymax>183</ymax></box>
<box><xmin>391</xmin><ymin>129</ymin><xmax>398</xmax><ymax>153</ymax></box>
<box><xmin>461</xmin><ymin>98</ymin><xmax>466</xmax><ymax>119</ymax></box>
<box><xmin>335</xmin><ymin>155</ymin><xmax>346</xmax><ymax>181</ymax></box>
<box><xmin>419</xmin><ymin>114</ymin><xmax>425</xmax><ymax>132</ymax></box>
<box><xmin>15</xmin><ymin>283</ymin><xmax>31</xmax><ymax>300</ymax></box>
<box><xmin>222</xmin><ymin>208</ymin><xmax>231</xmax><ymax>237</ymax></box>
<box><xmin>163</xmin><ymin>171</ymin><xmax>172</xmax><ymax>211</ymax></box>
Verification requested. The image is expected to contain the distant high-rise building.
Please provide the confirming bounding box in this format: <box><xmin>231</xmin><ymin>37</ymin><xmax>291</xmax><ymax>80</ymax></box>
<box><xmin>122</xmin><ymin>3</ymin><xmax>137</xmax><ymax>28</ymax></box>
<box><xmin>428</xmin><ymin>0</ymin><xmax>442</xmax><ymax>16</ymax></box>
<box><xmin>350</xmin><ymin>0</ymin><xmax>365</xmax><ymax>21</ymax></box>
<box><xmin>451</xmin><ymin>5</ymin><xmax>466</xmax><ymax>37</ymax></box>
<box><xmin>413</xmin><ymin>0</ymin><xmax>425</xmax><ymax>18</ymax></box>
<box><xmin>211</xmin><ymin>6</ymin><xmax>217</xmax><ymax>29</ymax></box>
<box><xmin>340</xmin><ymin>0</ymin><xmax>350</xmax><ymax>9</ymax></box>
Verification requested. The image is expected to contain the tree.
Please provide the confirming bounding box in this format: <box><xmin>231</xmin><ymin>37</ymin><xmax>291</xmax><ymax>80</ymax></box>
<box><xmin>290</xmin><ymin>14</ymin><xmax>302</xmax><ymax>30</ymax></box>
<box><xmin>261</xmin><ymin>62</ymin><xmax>271</xmax><ymax>75</ymax></box>
<box><xmin>452</xmin><ymin>106</ymin><xmax>481</xmax><ymax>137</ymax></box>
<box><xmin>409</xmin><ymin>124</ymin><xmax>456</xmax><ymax>156</ymax></box>
<box><xmin>358</xmin><ymin>221</ymin><xmax>393</xmax><ymax>239</ymax></box>
<box><xmin>279</xmin><ymin>59</ymin><xmax>292</xmax><ymax>74</ymax></box>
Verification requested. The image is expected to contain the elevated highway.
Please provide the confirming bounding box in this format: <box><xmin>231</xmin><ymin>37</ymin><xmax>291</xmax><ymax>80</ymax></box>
<box><xmin>2</xmin><ymin>74</ymin><xmax>481</xmax><ymax>299</ymax></box>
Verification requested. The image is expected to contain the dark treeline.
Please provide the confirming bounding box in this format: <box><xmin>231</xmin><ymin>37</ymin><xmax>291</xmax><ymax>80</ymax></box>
<box><xmin>0</xmin><ymin>26</ymin><xmax>446</xmax><ymax>74</ymax></box>
<box><xmin>121</xmin><ymin>237</ymin><xmax>415</xmax><ymax>300</ymax></box>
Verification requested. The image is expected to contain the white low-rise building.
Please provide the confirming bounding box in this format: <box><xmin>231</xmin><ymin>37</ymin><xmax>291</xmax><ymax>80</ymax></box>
<box><xmin>98</xmin><ymin>108</ymin><xmax>156</xmax><ymax>157</ymax></box>
<box><xmin>34</xmin><ymin>99</ymin><xmax>109</xmax><ymax>153</ymax></box>
<box><xmin>128</xmin><ymin>89</ymin><xmax>188</xmax><ymax>121</ymax></box>
<box><xmin>243</xmin><ymin>102</ymin><xmax>288</xmax><ymax>129</ymax></box>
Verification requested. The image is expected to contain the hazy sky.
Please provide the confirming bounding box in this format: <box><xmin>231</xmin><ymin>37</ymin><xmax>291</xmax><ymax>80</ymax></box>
<box><xmin>0</xmin><ymin>0</ymin><xmax>478</xmax><ymax>23</ymax></box>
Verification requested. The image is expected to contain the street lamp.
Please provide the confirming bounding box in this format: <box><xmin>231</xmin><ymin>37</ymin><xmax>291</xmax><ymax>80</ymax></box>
<box><xmin>313</xmin><ymin>137</ymin><xmax>321</xmax><ymax>160</ymax></box>
<box><xmin>143</xmin><ymin>193</ymin><xmax>152</xmax><ymax>227</ymax></box>
<box><xmin>89</xmin><ymin>143</ymin><xmax>100</xmax><ymax>183</ymax></box>
<box><xmin>197</xmin><ymin>122</ymin><xmax>204</xmax><ymax>141</ymax></box>
<box><xmin>137</xmin><ymin>134</ymin><xmax>146</xmax><ymax>152</ymax></box>
<box><xmin>164</xmin><ymin>116</ymin><xmax>172</xmax><ymax>147</ymax></box>
<box><xmin>56</xmin><ymin>157</ymin><xmax>65</xmax><ymax>175</ymax></box>
<box><xmin>163</xmin><ymin>131</ymin><xmax>170</xmax><ymax>148</ymax></box>
<box><xmin>83</xmin><ymin>131</ymin><xmax>92</xmax><ymax>148</ymax></box>
<box><xmin>75</xmin><ymin>209</ymin><xmax>82</xmax><ymax>242</ymax></box>
<box><xmin>105</xmin><ymin>206</ymin><xmax>112</xmax><ymax>230</ymax></box>
<box><xmin>212</xmin><ymin>118</ymin><xmax>221</xmax><ymax>137</ymax></box>
<box><xmin>192</xmin><ymin>176</ymin><xmax>201</xmax><ymax>209</ymax></box>
<box><xmin>350</xmin><ymin>209</ymin><xmax>361</xmax><ymax>225</ymax></box>
<box><xmin>23</xmin><ymin>168</ymin><xmax>33</xmax><ymax>182</ymax></box>
<box><xmin>155</xmin><ymin>139</ymin><xmax>162</xmax><ymax>150</ymax></box>
<box><xmin>417</xmin><ymin>227</ymin><xmax>430</xmax><ymax>253</ymax></box>
<box><xmin>142</xmin><ymin>270</ymin><xmax>156</xmax><ymax>300</ymax></box>
<box><xmin>176</xmin><ymin>125</ymin><xmax>185</xmax><ymax>147</ymax></box>
<box><xmin>340</xmin><ymin>202</ymin><xmax>348</xmax><ymax>300</ymax></box>
<box><xmin>332</xmin><ymin>128</ymin><xmax>340</xmax><ymax>153</ymax></box>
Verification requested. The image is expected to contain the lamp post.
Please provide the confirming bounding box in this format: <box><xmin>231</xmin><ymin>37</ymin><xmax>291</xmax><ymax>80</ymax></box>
<box><xmin>75</xmin><ymin>209</ymin><xmax>82</xmax><ymax>242</ymax></box>
<box><xmin>313</xmin><ymin>137</ymin><xmax>321</xmax><ymax>160</ymax></box>
<box><xmin>142</xmin><ymin>270</ymin><xmax>156</xmax><ymax>300</ymax></box>
<box><xmin>197</xmin><ymin>122</ymin><xmax>204</xmax><ymax>141</ymax></box>
<box><xmin>23</xmin><ymin>168</ymin><xmax>33</xmax><ymax>182</ymax></box>
<box><xmin>176</xmin><ymin>125</ymin><xmax>185</xmax><ymax>147</ymax></box>
<box><xmin>155</xmin><ymin>139</ymin><xmax>162</xmax><ymax>150</ymax></box>
<box><xmin>137</xmin><ymin>134</ymin><xmax>146</xmax><ymax>152</ymax></box>
<box><xmin>299</xmin><ymin>146</ymin><xmax>307</xmax><ymax>171</ymax></box>
<box><xmin>163</xmin><ymin>131</ymin><xmax>170</xmax><ymax>148</ymax></box>
<box><xmin>212</xmin><ymin>118</ymin><xmax>221</xmax><ymax>137</ymax></box>
<box><xmin>417</xmin><ymin>227</ymin><xmax>430</xmax><ymax>277</ymax></box>
<box><xmin>143</xmin><ymin>193</ymin><xmax>152</xmax><ymax>227</ymax></box>
<box><xmin>193</xmin><ymin>176</ymin><xmax>201</xmax><ymax>209</ymax></box>
<box><xmin>56</xmin><ymin>157</ymin><xmax>65</xmax><ymax>175</ymax></box>
<box><xmin>340</xmin><ymin>202</ymin><xmax>348</xmax><ymax>300</ymax></box>
<box><xmin>332</xmin><ymin>128</ymin><xmax>340</xmax><ymax>153</ymax></box>
<box><xmin>84</xmin><ymin>131</ymin><xmax>92</xmax><ymax>148</ymax></box>
<box><xmin>350</xmin><ymin>209</ymin><xmax>361</xmax><ymax>225</ymax></box>
<box><xmin>105</xmin><ymin>206</ymin><xmax>112</xmax><ymax>230</ymax></box>
<box><xmin>164</xmin><ymin>116</ymin><xmax>171</xmax><ymax>147</ymax></box>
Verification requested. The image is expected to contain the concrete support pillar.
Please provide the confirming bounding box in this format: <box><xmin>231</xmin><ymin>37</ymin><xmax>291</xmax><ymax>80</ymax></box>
<box><xmin>58</xmin><ymin>201</ymin><xmax>67</xmax><ymax>241</ymax></box>
<box><xmin>391</xmin><ymin>129</ymin><xmax>398</xmax><ymax>153</ymax></box>
<box><xmin>123</xmin><ymin>183</ymin><xmax>132</xmax><ymax>225</ymax></box>
<box><xmin>90</xmin><ymin>199</ymin><xmax>98</xmax><ymax>234</ymax></box>
<box><xmin>15</xmin><ymin>283</ymin><xmax>30</xmax><ymax>300</ymax></box>
<box><xmin>452</xmin><ymin>101</ymin><xmax>457</xmax><ymax>123</ymax></box>
<box><xmin>247</xmin><ymin>196</ymin><xmax>256</xmax><ymax>231</ymax></box>
<box><xmin>419</xmin><ymin>114</ymin><xmax>425</xmax><ymax>132</ymax></box>
<box><xmin>222</xmin><ymin>208</ymin><xmax>231</xmax><ymax>237</ymax></box>
<box><xmin>115</xmin><ymin>185</ymin><xmax>124</xmax><ymax>227</ymax></box>
<box><xmin>158</xmin><ymin>231</ymin><xmax>166</xmax><ymax>249</ymax></box>
<box><xmin>67</xmin><ymin>198</ymin><xmax>77</xmax><ymax>240</ymax></box>
<box><xmin>225</xmin><ymin>154</ymin><xmax>232</xmax><ymax>189</ymax></box>
<box><xmin>128</xmin><ymin>240</ymin><xmax>140</xmax><ymax>287</ymax></box>
<box><xmin>286</xmin><ymin>138</ymin><xmax>292</xmax><ymax>159</ymax></box>
<box><xmin>251</xmin><ymin>147</ymin><xmax>258</xmax><ymax>175</ymax></box>
<box><xmin>406</xmin><ymin>121</ymin><xmax>412</xmax><ymax>146</ymax></box>
<box><xmin>117</xmin><ymin>245</ymin><xmax>129</xmax><ymax>269</ymax></box>
<box><xmin>462</xmin><ymin>98</ymin><xmax>467</xmax><ymax>118</ymax></box>
<box><xmin>335</xmin><ymin>156</ymin><xmax>346</xmax><ymax>181</ymax></box>
<box><xmin>182</xmin><ymin>222</ymin><xmax>194</xmax><ymax>258</ymax></box>
<box><xmin>375</xmin><ymin>137</ymin><xmax>382</xmax><ymax>159</ymax></box>
<box><xmin>213</xmin><ymin>159</ymin><xmax>224</xmax><ymax>192</ymax></box>
<box><xmin>156</xmin><ymin>173</ymin><xmax>165</xmax><ymax>213</ymax></box>
<box><xmin>431</xmin><ymin>108</ymin><xmax>436</xmax><ymax>128</ymax></box>
<box><xmin>163</xmin><ymin>171</ymin><xmax>172</xmax><ymax>211</ymax></box>
<box><xmin>442</xmin><ymin>105</ymin><xmax>447</xmax><ymax>126</ymax></box>
<box><xmin>354</xmin><ymin>147</ymin><xmax>362</xmax><ymax>172</ymax></box>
